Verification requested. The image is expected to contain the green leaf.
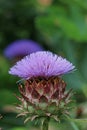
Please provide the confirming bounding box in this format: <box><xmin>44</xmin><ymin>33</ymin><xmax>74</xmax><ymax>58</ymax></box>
<box><xmin>68</xmin><ymin>117</ymin><xmax>87</xmax><ymax>123</ymax></box>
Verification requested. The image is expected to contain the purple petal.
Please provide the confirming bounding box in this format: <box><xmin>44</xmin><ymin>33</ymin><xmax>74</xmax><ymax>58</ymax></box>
<box><xmin>9</xmin><ymin>51</ymin><xmax>75</xmax><ymax>79</ymax></box>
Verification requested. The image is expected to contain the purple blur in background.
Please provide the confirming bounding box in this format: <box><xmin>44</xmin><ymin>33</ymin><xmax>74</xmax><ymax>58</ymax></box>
<box><xmin>4</xmin><ymin>39</ymin><xmax>44</xmax><ymax>59</ymax></box>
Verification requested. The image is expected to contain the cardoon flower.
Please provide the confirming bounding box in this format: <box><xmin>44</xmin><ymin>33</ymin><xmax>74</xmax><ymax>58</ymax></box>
<box><xmin>9</xmin><ymin>51</ymin><xmax>75</xmax><ymax>130</ymax></box>
<box><xmin>4</xmin><ymin>39</ymin><xmax>43</xmax><ymax>59</ymax></box>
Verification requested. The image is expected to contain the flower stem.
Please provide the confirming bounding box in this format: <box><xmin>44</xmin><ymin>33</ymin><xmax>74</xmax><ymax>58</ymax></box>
<box><xmin>42</xmin><ymin>117</ymin><xmax>50</xmax><ymax>130</ymax></box>
<box><xmin>70</xmin><ymin>121</ymin><xmax>80</xmax><ymax>130</ymax></box>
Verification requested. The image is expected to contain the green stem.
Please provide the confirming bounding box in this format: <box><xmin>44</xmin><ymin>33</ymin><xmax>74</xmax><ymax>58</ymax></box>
<box><xmin>42</xmin><ymin>117</ymin><xmax>50</xmax><ymax>130</ymax></box>
<box><xmin>70</xmin><ymin>121</ymin><xmax>80</xmax><ymax>130</ymax></box>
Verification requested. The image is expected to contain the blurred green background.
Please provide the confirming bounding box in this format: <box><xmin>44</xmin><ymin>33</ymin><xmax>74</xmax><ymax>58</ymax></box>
<box><xmin>0</xmin><ymin>0</ymin><xmax>87</xmax><ymax>130</ymax></box>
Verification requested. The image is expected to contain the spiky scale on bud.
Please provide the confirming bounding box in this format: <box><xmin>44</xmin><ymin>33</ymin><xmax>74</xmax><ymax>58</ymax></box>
<box><xmin>17</xmin><ymin>77</ymin><xmax>73</xmax><ymax>122</ymax></box>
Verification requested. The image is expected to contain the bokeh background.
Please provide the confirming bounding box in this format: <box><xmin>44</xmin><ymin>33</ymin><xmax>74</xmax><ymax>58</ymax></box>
<box><xmin>0</xmin><ymin>0</ymin><xmax>87</xmax><ymax>130</ymax></box>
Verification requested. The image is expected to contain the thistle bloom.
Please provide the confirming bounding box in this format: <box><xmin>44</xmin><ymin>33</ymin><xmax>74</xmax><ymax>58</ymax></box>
<box><xmin>4</xmin><ymin>39</ymin><xmax>43</xmax><ymax>59</ymax></box>
<box><xmin>9</xmin><ymin>51</ymin><xmax>75</xmax><ymax>124</ymax></box>
<box><xmin>9</xmin><ymin>51</ymin><xmax>75</xmax><ymax>79</ymax></box>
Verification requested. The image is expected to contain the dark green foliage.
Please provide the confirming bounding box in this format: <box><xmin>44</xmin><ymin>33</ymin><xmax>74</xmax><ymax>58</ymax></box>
<box><xmin>0</xmin><ymin>0</ymin><xmax>87</xmax><ymax>129</ymax></box>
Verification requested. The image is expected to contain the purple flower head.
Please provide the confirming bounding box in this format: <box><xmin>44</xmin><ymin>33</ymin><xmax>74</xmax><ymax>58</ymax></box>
<box><xmin>9</xmin><ymin>51</ymin><xmax>75</xmax><ymax>79</ymax></box>
<box><xmin>4</xmin><ymin>39</ymin><xmax>43</xmax><ymax>59</ymax></box>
